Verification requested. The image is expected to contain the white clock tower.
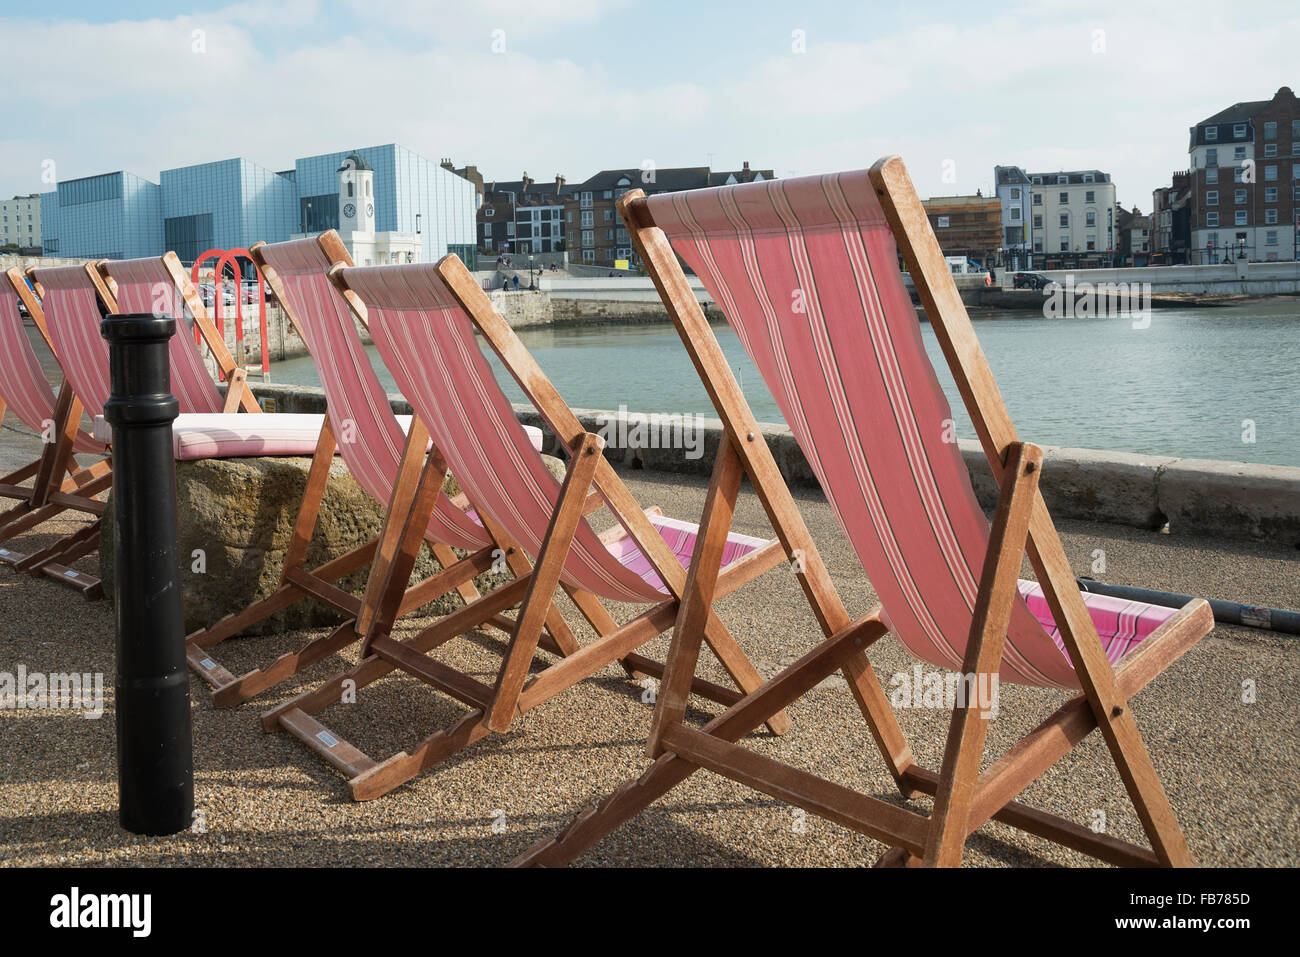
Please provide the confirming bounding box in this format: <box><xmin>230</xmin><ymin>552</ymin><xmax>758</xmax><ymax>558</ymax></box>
<box><xmin>338</xmin><ymin>151</ymin><xmax>375</xmax><ymax>234</ymax></box>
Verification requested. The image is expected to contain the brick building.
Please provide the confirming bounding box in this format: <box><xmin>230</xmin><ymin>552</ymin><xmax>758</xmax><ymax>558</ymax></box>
<box><xmin>1151</xmin><ymin>171</ymin><xmax>1193</xmax><ymax>264</ymax></box>
<box><xmin>563</xmin><ymin>162</ymin><xmax>772</xmax><ymax>266</ymax></box>
<box><xmin>476</xmin><ymin>172</ymin><xmax>568</xmax><ymax>257</ymax></box>
<box><xmin>1187</xmin><ymin>86</ymin><xmax>1299</xmax><ymax>263</ymax></box>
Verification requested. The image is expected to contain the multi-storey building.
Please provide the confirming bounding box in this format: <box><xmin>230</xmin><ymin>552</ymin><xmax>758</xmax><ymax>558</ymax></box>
<box><xmin>1026</xmin><ymin>169</ymin><xmax>1117</xmax><ymax>267</ymax></box>
<box><xmin>475</xmin><ymin>173</ymin><xmax>567</xmax><ymax>256</ymax></box>
<box><xmin>1188</xmin><ymin>86</ymin><xmax>1299</xmax><ymax>263</ymax></box>
<box><xmin>0</xmin><ymin>193</ymin><xmax>41</xmax><ymax>254</ymax></box>
<box><xmin>40</xmin><ymin>171</ymin><xmax>162</xmax><ymax>260</ymax></box>
<box><xmin>563</xmin><ymin>162</ymin><xmax>773</xmax><ymax>266</ymax></box>
<box><xmin>993</xmin><ymin>166</ymin><xmax>1032</xmax><ymax>266</ymax></box>
<box><xmin>37</xmin><ymin>143</ymin><xmax>477</xmax><ymax>267</ymax></box>
<box><xmin>921</xmin><ymin>193</ymin><xmax>1002</xmax><ymax>264</ymax></box>
<box><xmin>1152</xmin><ymin>172</ymin><xmax>1193</xmax><ymax>264</ymax></box>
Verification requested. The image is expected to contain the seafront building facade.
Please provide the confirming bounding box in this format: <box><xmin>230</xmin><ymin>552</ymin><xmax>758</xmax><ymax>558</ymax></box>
<box><xmin>37</xmin><ymin>144</ymin><xmax>476</xmax><ymax>267</ymax></box>
<box><xmin>1027</xmin><ymin>169</ymin><xmax>1117</xmax><ymax>266</ymax></box>
<box><xmin>921</xmin><ymin>193</ymin><xmax>1002</xmax><ymax>265</ymax></box>
<box><xmin>1</xmin><ymin>193</ymin><xmax>41</xmax><ymax>254</ymax></box>
<box><xmin>1187</xmin><ymin>86</ymin><xmax>1299</xmax><ymax>263</ymax></box>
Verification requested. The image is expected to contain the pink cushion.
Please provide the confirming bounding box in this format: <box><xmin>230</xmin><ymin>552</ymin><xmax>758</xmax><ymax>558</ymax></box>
<box><xmin>605</xmin><ymin>512</ymin><xmax>771</xmax><ymax>592</ymax></box>
<box><xmin>1017</xmin><ymin>580</ymin><xmax>1179</xmax><ymax>668</ymax></box>
<box><xmin>92</xmin><ymin>414</ymin><xmax>543</xmax><ymax>461</ymax></box>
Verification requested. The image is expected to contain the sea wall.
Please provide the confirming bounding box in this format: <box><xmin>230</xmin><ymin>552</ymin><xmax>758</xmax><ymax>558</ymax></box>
<box><xmin>250</xmin><ymin>383</ymin><xmax>1300</xmax><ymax>546</ymax></box>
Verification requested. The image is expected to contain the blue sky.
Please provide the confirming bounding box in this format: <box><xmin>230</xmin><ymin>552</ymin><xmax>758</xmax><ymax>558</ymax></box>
<box><xmin>3</xmin><ymin>1</ymin><xmax>1297</xmax><ymax>208</ymax></box>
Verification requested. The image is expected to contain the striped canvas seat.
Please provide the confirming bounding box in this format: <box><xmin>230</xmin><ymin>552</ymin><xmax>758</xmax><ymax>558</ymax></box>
<box><xmin>0</xmin><ymin>289</ymin><xmax>103</xmax><ymax>455</ymax></box>
<box><xmin>349</xmin><ymin>263</ymin><xmax>770</xmax><ymax>605</ymax></box>
<box><xmin>645</xmin><ymin>172</ymin><xmax>1176</xmax><ymax>688</ymax></box>
<box><xmin>254</xmin><ymin>238</ymin><xmax>492</xmax><ymax>552</ymax></box>
<box><xmin>91</xmin><ymin>412</ymin><xmax>324</xmax><ymax>460</ymax></box>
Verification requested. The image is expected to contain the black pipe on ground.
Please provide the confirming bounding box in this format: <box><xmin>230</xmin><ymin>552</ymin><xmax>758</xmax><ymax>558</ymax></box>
<box><xmin>103</xmin><ymin>313</ymin><xmax>193</xmax><ymax>835</ymax></box>
<box><xmin>1076</xmin><ymin>577</ymin><xmax>1300</xmax><ymax>636</ymax></box>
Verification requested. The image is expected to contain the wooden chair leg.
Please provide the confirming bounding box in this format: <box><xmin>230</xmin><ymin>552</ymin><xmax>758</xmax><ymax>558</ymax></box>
<box><xmin>923</xmin><ymin>442</ymin><xmax>1041</xmax><ymax>867</ymax></box>
<box><xmin>487</xmin><ymin>433</ymin><xmax>604</xmax><ymax>733</ymax></box>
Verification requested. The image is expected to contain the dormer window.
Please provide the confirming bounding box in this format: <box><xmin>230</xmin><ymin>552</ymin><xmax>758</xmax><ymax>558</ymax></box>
<box><xmin>1083</xmin><ymin>173</ymin><xmax>1094</xmax><ymax>183</ymax></box>
<box><xmin>1233</xmin><ymin>123</ymin><xmax>1247</xmax><ymax>139</ymax></box>
<box><xmin>1205</xmin><ymin>126</ymin><xmax>1218</xmax><ymax>141</ymax></box>
<box><xmin>1057</xmin><ymin>175</ymin><xmax>1067</xmax><ymax>184</ymax></box>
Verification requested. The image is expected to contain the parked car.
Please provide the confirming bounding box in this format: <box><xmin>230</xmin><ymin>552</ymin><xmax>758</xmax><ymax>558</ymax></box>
<box><xmin>1013</xmin><ymin>272</ymin><xmax>1051</xmax><ymax>290</ymax></box>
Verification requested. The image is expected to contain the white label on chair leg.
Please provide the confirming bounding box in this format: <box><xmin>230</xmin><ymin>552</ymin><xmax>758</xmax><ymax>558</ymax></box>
<box><xmin>316</xmin><ymin>730</ymin><xmax>339</xmax><ymax>748</ymax></box>
<box><xmin>200</xmin><ymin>658</ymin><xmax>216</xmax><ymax>670</ymax></box>
<box><xmin>64</xmin><ymin>570</ymin><xmax>78</xmax><ymax>579</ymax></box>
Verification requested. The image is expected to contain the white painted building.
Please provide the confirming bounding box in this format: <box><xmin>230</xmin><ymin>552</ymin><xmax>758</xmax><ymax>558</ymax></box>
<box><xmin>1027</xmin><ymin>170</ymin><xmax>1117</xmax><ymax>257</ymax></box>
<box><xmin>293</xmin><ymin>151</ymin><xmax>422</xmax><ymax>265</ymax></box>
<box><xmin>0</xmin><ymin>193</ymin><xmax>40</xmax><ymax>252</ymax></box>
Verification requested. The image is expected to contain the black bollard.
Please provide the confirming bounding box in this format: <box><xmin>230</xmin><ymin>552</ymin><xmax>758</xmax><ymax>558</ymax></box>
<box><xmin>102</xmin><ymin>313</ymin><xmax>193</xmax><ymax>836</ymax></box>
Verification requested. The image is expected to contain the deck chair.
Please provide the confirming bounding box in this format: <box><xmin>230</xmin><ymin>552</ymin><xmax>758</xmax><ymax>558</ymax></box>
<box><xmin>183</xmin><ymin>231</ymin><xmax>547</xmax><ymax>707</ymax></box>
<box><xmin>259</xmin><ymin>255</ymin><xmax>790</xmax><ymax>801</ymax></box>
<box><xmin>16</xmin><ymin>254</ymin><xmax>312</xmax><ymax>596</ymax></box>
<box><xmin>0</xmin><ymin>271</ymin><xmax>111</xmax><ymax>595</ymax></box>
<box><xmin>513</xmin><ymin>158</ymin><xmax>1215</xmax><ymax>868</ymax></box>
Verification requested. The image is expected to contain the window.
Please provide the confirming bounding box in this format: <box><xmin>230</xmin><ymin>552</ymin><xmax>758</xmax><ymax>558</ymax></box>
<box><xmin>1059</xmin><ymin>238</ymin><xmax>1069</xmax><ymax>251</ymax></box>
<box><xmin>1086</xmin><ymin>235</ymin><xmax>1096</xmax><ymax>250</ymax></box>
<box><xmin>1010</xmin><ymin>206</ymin><xmax>1021</xmax><ymax>221</ymax></box>
<box><xmin>1266</xmin><ymin>186</ymin><xmax>1278</xmax><ymax>202</ymax></box>
<box><xmin>581</xmin><ymin>230</ymin><xmax>593</xmax><ymax>247</ymax></box>
<box><xmin>1206</xmin><ymin>148</ymin><xmax>1218</xmax><ymax>167</ymax></box>
<box><xmin>1206</xmin><ymin>212</ymin><xmax>1219</xmax><ymax>227</ymax></box>
<box><xmin>605</xmin><ymin>228</ymin><xmax>614</xmax><ymax>240</ymax></box>
<box><xmin>580</xmin><ymin>210</ymin><xmax>593</xmax><ymax>227</ymax></box>
<box><xmin>1206</xmin><ymin>190</ymin><xmax>1218</xmax><ymax>205</ymax></box>
<box><xmin>1032</xmin><ymin>192</ymin><xmax>1042</xmax><ymax>205</ymax></box>
<box><xmin>1057</xmin><ymin>175</ymin><xmax>1067</xmax><ymax>184</ymax></box>
<box><xmin>506</xmin><ymin>222</ymin><xmax>515</xmax><ymax>235</ymax></box>
<box><xmin>1010</xmin><ymin>188</ymin><xmax>1020</xmax><ymax>199</ymax></box>
<box><xmin>1059</xmin><ymin>213</ymin><xmax>1069</xmax><ymax>228</ymax></box>
<box><xmin>1295</xmin><ymin>165</ymin><xmax>1300</xmax><ymax>179</ymax></box>
<box><xmin>1032</xmin><ymin>176</ymin><xmax>1042</xmax><ymax>185</ymax></box>
<box><xmin>1205</xmin><ymin>126</ymin><xmax>1218</xmax><ymax>141</ymax></box>
<box><xmin>1234</xmin><ymin>189</ymin><xmax>1246</xmax><ymax>204</ymax></box>
<box><xmin>1293</xmin><ymin>119</ymin><xmax>1300</xmax><ymax>137</ymax></box>
<box><xmin>1234</xmin><ymin>211</ymin><xmax>1247</xmax><ymax>226</ymax></box>
<box><xmin>484</xmin><ymin>207</ymin><xmax>494</xmax><ymax>216</ymax></box>
<box><xmin>1234</xmin><ymin>167</ymin><xmax>1246</xmax><ymax>183</ymax></box>
<box><xmin>580</xmin><ymin>191</ymin><xmax>593</xmax><ymax>208</ymax></box>
<box><xmin>1264</xmin><ymin>121</ymin><xmax>1277</xmax><ymax>140</ymax></box>
<box><xmin>1233</xmin><ymin>146</ymin><xmax>1247</xmax><ymax>160</ymax></box>
<box><xmin>1083</xmin><ymin>173</ymin><xmax>1095</xmax><ymax>183</ymax></box>
<box><xmin>1085</xmin><ymin>211</ymin><xmax>1096</xmax><ymax>226</ymax></box>
<box><xmin>1265</xmin><ymin>144</ymin><xmax>1277</xmax><ymax>157</ymax></box>
<box><xmin>1085</xmin><ymin>190</ymin><xmax>1095</xmax><ymax>203</ymax></box>
<box><xmin>1033</xmin><ymin>239</ymin><xmax>1043</xmax><ymax>252</ymax></box>
<box><xmin>1033</xmin><ymin>214</ymin><xmax>1043</xmax><ymax>228</ymax></box>
<box><xmin>1293</xmin><ymin>142</ymin><xmax>1300</xmax><ymax>156</ymax></box>
<box><xmin>936</xmin><ymin>215</ymin><xmax>949</xmax><ymax>228</ymax></box>
<box><xmin>1266</xmin><ymin>230</ymin><xmax>1278</xmax><ymax>246</ymax></box>
<box><xmin>1233</xmin><ymin>123</ymin><xmax>1247</xmax><ymax>139</ymax></box>
<box><xmin>1058</xmin><ymin>191</ymin><xmax>1068</xmax><ymax>204</ymax></box>
<box><xmin>1265</xmin><ymin>209</ymin><xmax>1278</xmax><ymax>224</ymax></box>
<box><xmin>1265</xmin><ymin>165</ymin><xmax>1278</xmax><ymax>181</ymax></box>
<box><xmin>603</xmin><ymin>209</ymin><xmax>612</xmax><ymax>222</ymax></box>
<box><xmin>582</xmin><ymin>249</ymin><xmax>594</xmax><ymax>264</ymax></box>
<box><xmin>1206</xmin><ymin>167</ymin><xmax>1219</xmax><ymax>184</ymax></box>
<box><xmin>566</xmin><ymin>210</ymin><xmax>573</xmax><ymax>223</ymax></box>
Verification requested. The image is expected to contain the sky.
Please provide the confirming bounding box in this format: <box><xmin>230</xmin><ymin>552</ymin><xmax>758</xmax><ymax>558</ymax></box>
<box><xmin>1</xmin><ymin>0</ymin><xmax>1296</xmax><ymax>209</ymax></box>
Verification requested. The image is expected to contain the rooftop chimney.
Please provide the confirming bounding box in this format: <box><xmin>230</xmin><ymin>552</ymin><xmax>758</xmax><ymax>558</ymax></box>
<box><xmin>743</xmin><ymin>161</ymin><xmax>750</xmax><ymax>172</ymax></box>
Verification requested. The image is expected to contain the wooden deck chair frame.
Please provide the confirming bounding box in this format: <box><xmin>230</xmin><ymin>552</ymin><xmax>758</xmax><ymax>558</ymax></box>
<box><xmin>258</xmin><ymin>254</ymin><xmax>790</xmax><ymax>802</ymax></box>
<box><xmin>0</xmin><ymin>268</ymin><xmax>112</xmax><ymax>598</ymax></box>
<box><xmin>5</xmin><ymin>253</ymin><xmax>260</xmax><ymax>594</ymax></box>
<box><xmin>186</xmin><ymin>232</ymin><xmax>549</xmax><ymax>708</ymax></box>
<box><xmin>513</xmin><ymin>156</ymin><xmax>1214</xmax><ymax>869</ymax></box>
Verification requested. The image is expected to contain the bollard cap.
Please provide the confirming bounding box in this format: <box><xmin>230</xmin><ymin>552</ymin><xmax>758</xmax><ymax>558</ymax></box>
<box><xmin>101</xmin><ymin>312</ymin><xmax>176</xmax><ymax>344</ymax></box>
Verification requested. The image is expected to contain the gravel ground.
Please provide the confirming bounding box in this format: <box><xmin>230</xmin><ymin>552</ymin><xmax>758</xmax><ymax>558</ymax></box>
<box><xmin>1</xmin><ymin>426</ymin><xmax>1297</xmax><ymax>868</ymax></box>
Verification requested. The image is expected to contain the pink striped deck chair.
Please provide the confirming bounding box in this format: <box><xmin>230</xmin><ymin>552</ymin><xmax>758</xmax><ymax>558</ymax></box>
<box><xmin>515</xmin><ymin>157</ymin><xmax>1215</xmax><ymax>869</ymax></box>
<box><xmin>259</xmin><ymin>253</ymin><xmax>789</xmax><ymax>802</ymax></box>
<box><xmin>18</xmin><ymin>255</ymin><xmax>321</xmax><ymax>596</ymax></box>
<box><xmin>0</xmin><ymin>269</ymin><xmax>111</xmax><ymax>597</ymax></box>
<box><xmin>180</xmin><ymin>231</ymin><xmax>550</xmax><ymax>709</ymax></box>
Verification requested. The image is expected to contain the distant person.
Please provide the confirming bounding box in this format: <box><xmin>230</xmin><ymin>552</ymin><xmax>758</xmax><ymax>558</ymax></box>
<box><xmin>512</xmin><ymin>275</ymin><xmax>520</xmax><ymax>290</ymax></box>
<box><xmin>501</xmin><ymin>277</ymin><xmax>508</xmax><ymax>291</ymax></box>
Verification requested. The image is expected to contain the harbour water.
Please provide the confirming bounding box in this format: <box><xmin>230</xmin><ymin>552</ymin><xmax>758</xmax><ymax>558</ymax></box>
<box><xmin>270</xmin><ymin>300</ymin><xmax>1300</xmax><ymax>467</ymax></box>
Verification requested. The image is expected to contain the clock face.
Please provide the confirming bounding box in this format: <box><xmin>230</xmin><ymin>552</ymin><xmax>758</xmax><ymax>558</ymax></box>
<box><xmin>343</xmin><ymin>203</ymin><xmax>356</xmax><ymax>218</ymax></box>
<box><xmin>366</xmin><ymin>203</ymin><xmax>374</xmax><ymax>217</ymax></box>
